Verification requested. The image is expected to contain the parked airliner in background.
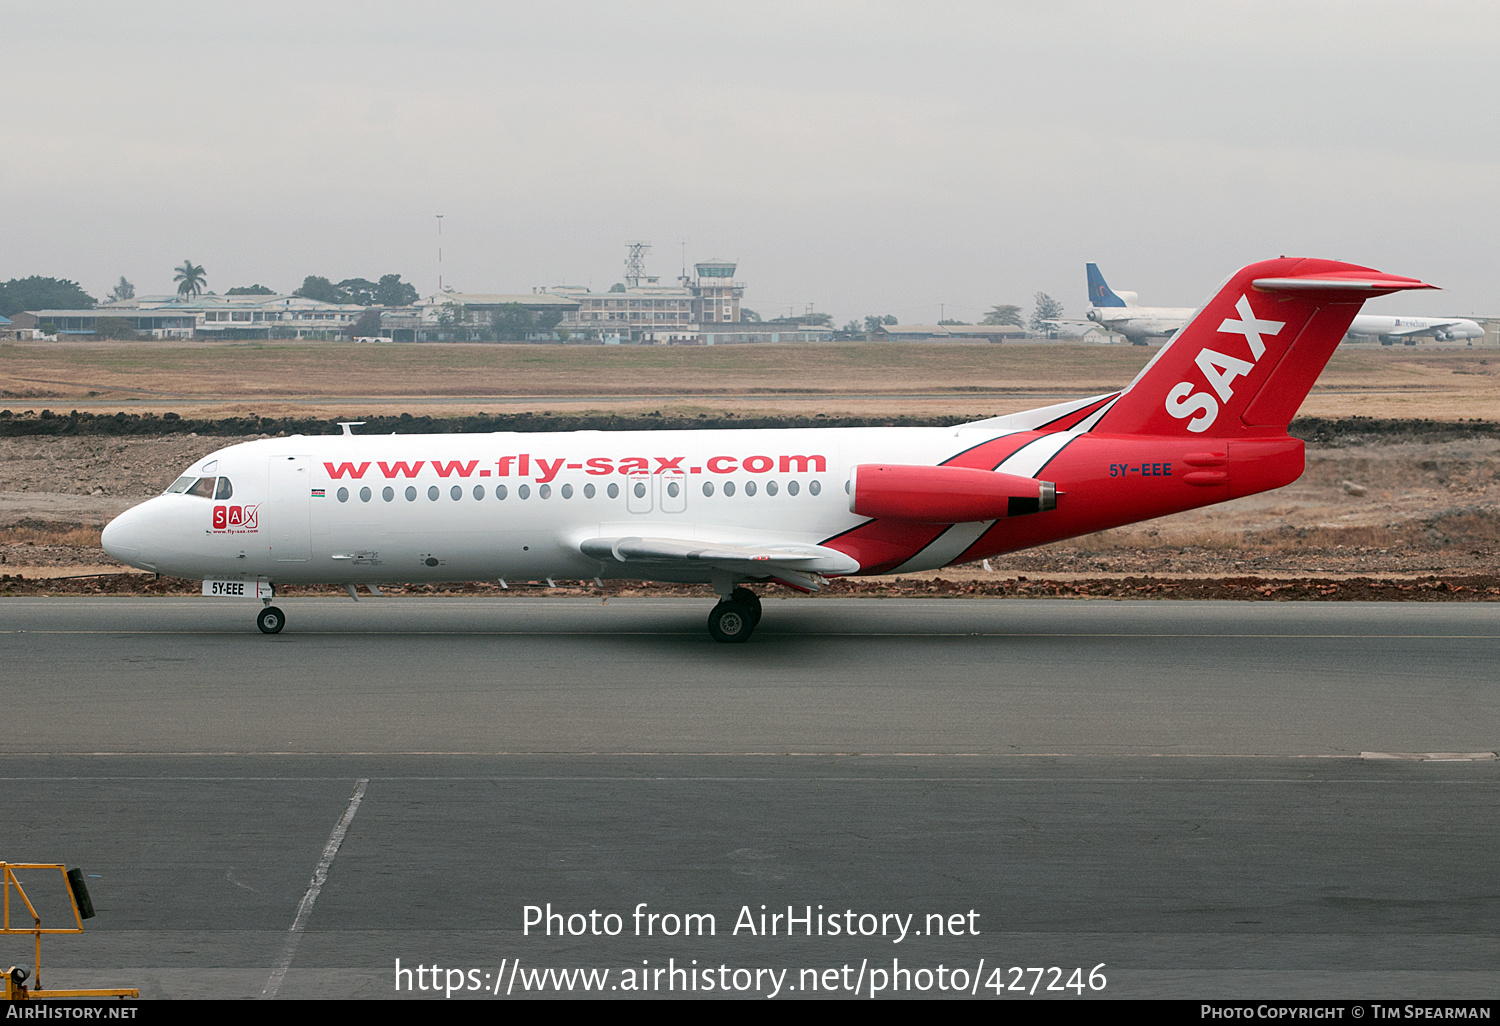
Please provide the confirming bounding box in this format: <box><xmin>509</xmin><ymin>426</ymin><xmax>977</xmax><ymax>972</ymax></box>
<box><xmin>1088</xmin><ymin>261</ymin><xmax>1481</xmax><ymax>348</ymax></box>
<box><xmin>103</xmin><ymin>257</ymin><xmax>1433</xmax><ymax>642</ymax></box>
<box><xmin>1344</xmin><ymin>313</ymin><xmax>1484</xmax><ymax>345</ymax></box>
<box><xmin>1083</xmin><ymin>262</ymin><xmax>1196</xmax><ymax>344</ymax></box>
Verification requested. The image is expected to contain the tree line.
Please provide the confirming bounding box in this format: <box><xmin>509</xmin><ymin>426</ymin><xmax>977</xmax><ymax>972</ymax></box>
<box><xmin>978</xmin><ymin>293</ymin><xmax>1064</xmax><ymax>331</ymax></box>
<box><xmin>824</xmin><ymin>293</ymin><xmax>1064</xmax><ymax>338</ymax></box>
<box><xmin>0</xmin><ymin>265</ymin><xmax>420</xmax><ymax>319</ymax></box>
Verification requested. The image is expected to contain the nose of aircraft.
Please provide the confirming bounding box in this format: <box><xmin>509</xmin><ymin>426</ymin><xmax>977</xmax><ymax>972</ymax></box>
<box><xmin>101</xmin><ymin>501</ymin><xmax>157</xmax><ymax>570</ymax></box>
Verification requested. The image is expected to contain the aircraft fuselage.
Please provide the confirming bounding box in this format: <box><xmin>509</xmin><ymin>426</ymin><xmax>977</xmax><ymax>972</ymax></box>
<box><xmin>100</xmin><ymin>422</ymin><xmax>1301</xmax><ymax>587</ymax></box>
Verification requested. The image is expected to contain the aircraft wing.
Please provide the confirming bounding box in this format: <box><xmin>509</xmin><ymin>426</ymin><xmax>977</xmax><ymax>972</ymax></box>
<box><xmin>578</xmin><ymin>535</ymin><xmax>860</xmax><ymax>582</ymax></box>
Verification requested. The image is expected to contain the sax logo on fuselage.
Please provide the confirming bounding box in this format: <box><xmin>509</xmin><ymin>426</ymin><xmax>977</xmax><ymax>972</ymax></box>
<box><xmin>1164</xmin><ymin>295</ymin><xmax>1285</xmax><ymax>433</ymax></box>
<box><xmin>212</xmin><ymin>503</ymin><xmax>259</xmax><ymax>533</ymax></box>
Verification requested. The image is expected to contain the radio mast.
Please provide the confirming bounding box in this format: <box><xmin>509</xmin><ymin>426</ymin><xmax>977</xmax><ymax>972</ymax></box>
<box><xmin>624</xmin><ymin>241</ymin><xmax>651</xmax><ymax>288</ymax></box>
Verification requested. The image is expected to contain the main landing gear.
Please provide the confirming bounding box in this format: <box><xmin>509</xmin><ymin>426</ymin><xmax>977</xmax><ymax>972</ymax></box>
<box><xmin>257</xmin><ymin>605</ymin><xmax>286</xmax><ymax>634</ymax></box>
<box><xmin>708</xmin><ymin>587</ymin><xmax>762</xmax><ymax>643</ymax></box>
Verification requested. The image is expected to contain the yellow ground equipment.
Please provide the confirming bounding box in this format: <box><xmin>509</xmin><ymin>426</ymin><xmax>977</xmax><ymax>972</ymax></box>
<box><xmin>2</xmin><ymin>862</ymin><xmax>137</xmax><ymax>1000</ymax></box>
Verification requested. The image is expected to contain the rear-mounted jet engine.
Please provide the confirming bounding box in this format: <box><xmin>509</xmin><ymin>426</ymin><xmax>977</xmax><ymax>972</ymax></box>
<box><xmin>848</xmin><ymin>464</ymin><xmax>1058</xmax><ymax>522</ymax></box>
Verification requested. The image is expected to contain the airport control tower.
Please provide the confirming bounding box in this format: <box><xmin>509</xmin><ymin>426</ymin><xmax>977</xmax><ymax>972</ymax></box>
<box><xmin>690</xmin><ymin>260</ymin><xmax>742</xmax><ymax>324</ymax></box>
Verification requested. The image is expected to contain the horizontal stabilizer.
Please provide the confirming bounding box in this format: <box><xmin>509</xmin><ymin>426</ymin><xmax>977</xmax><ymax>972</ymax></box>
<box><xmin>1252</xmin><ymin>273</ymin><xmax>1437</xmax><ymax>297</ymax></box>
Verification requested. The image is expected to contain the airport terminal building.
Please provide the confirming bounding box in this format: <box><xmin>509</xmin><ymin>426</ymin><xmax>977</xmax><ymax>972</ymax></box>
<box><xmin>12</xmin><ymin>293</ymin><xmax>370</xmax><ymax>340</ymax></box>
<box><xmin>401</xmin><ymin>258</ymin><xmax>830</xmax><ymax>344</ymax></box>
<box><xmin>9</xmin><ymin>256</ymin><xmax>825</xmax><ymax>345</ymax></box>
<box><xmin>547</xmin><ymin>259</ymin><xmax>747</xmax><ymax>343</ymax></box>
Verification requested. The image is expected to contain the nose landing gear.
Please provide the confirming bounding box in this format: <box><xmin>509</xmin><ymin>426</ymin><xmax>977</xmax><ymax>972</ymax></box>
<box><xmin>707</xmin><ymin>587</ymin><xmax>762</xmax><ymax>643</ymax></box>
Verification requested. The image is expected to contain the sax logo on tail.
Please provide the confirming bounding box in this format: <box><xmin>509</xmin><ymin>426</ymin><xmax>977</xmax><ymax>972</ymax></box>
<box><xmin>1165</xmin><ymin>296</ymin><xmax>1285</xmax><ymax>433</ymax></box>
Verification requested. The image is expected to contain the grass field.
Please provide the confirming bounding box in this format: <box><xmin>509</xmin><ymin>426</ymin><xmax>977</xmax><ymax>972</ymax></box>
<box><xmin>4</xmin><ymin>338</ymin><xmax>1499</xmax><ymax>420</ymax></box>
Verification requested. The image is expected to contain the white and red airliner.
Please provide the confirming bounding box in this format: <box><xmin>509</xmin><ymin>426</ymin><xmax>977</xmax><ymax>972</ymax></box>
<box><xmin>102</xmin><ymin>258</ymin><xmax>1433</xmax><ymax>641</ymax></box>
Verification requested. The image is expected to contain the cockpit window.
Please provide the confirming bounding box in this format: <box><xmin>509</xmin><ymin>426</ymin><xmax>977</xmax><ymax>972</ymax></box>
<box><xmin>168</xmin><ymin>475</ymin><xmax>230</xmax><ymax>498</ymax></box>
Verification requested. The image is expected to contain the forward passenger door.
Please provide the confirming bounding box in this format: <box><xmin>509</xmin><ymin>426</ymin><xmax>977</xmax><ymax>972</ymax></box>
<box><xmin>266</xmin><ymin>455</ymin><xmax>312</xmax><ymax>561</ymax></box>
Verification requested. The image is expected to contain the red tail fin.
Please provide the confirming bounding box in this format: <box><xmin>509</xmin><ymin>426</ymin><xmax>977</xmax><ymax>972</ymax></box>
<box><xmin>1094</xmin><ymin>258</ymin><xmax>1435</xmax><ymax>438</ymax></box>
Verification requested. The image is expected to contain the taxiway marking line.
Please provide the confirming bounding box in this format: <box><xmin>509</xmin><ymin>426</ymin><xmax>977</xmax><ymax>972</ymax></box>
<box><xmin>261</xmin><ymin>777</ymin><xmax>368</xmax><ymax>1001</ymax></box>
<box><xmin>5</xmin><ymin>630</ymin><xmax>1500</xmax><ymax>639</ymax></box>
<box><xmin>1</xmin><ymin>775</ymin><xmax>1493</xmax><ymax>785</ymax></box>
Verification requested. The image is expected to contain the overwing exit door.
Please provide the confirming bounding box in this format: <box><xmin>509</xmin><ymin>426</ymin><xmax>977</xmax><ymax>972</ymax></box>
<box><xmin>659</xmin><ymin>470</ymin><xmax>687</xmax><ymax>513</ymax></box>
<box><xmin>626</xmin><ymin>471</ymin><xmax>652</xmax><ymax>513</ymax></box>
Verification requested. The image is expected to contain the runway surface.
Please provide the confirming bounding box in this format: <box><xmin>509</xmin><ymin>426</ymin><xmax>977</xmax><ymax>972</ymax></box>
<box><xmin>2</xmin><ymin>598</ymin><xmax>1496</xmax><ymax>999</ymax></box>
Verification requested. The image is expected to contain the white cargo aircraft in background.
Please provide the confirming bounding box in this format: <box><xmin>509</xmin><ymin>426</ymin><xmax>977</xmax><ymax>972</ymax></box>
<box><xmin>1082</xmin><ymin>262</ymin><xmax>1197</xmax><ymax>344</ymax></box>
<box><xmin>102</xmin><ymin>257</ymin><xmax>1433</xmax><ymax>642</ymax></box>
<box><xmin>1344</xmin><ymin>314</ymin><xmax>1484</xmax><ymax>345</ymax></box>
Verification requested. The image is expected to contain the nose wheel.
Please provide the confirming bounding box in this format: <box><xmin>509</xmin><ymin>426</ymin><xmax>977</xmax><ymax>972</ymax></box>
<box><xmin>708</xmin><ymin>588</ymin><xmax>761</xmax><ymax>643</ymax></box>
<box><xmin>257</xmin><ymin>605</ymin><xmax>286</xmax><ymax>634</ymax></box>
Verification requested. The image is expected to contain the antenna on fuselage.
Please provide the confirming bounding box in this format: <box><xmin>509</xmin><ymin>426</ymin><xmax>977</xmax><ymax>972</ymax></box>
<box><xmin>337</xmin><ymin>421</ymin><xmax>366</xmax><ymax>436</ymax></box>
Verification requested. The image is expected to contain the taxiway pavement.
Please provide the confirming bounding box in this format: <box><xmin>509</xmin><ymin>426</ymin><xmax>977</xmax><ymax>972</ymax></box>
<box><xmin>2</xmin><ymin>598</ymin><xmax>1496</xmax><ymax>999</ymax></box>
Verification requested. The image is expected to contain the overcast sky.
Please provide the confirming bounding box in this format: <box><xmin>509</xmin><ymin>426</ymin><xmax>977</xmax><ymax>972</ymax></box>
<box><xmin>3</xmin><ymin>1</ymin><xmax>1496</xmax><ymax>321</ymax></box>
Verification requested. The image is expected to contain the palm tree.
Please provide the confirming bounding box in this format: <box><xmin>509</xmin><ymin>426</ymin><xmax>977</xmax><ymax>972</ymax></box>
<box><xmin>174</xmin><ymin>260</ymin><xmax>206</xmax><ymax>299</ymax></box>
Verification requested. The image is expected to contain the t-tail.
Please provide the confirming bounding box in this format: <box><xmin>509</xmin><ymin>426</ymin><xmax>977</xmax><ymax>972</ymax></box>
<box><xmin>1093</xmin><ymin>257</ymin><xmax>1435</xmax><ymax>440</ymax></box>
<box><xmin>1086</xmin><ymin>262</ymin><xmax>1128</xmax><ymax>307</ymax></box>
